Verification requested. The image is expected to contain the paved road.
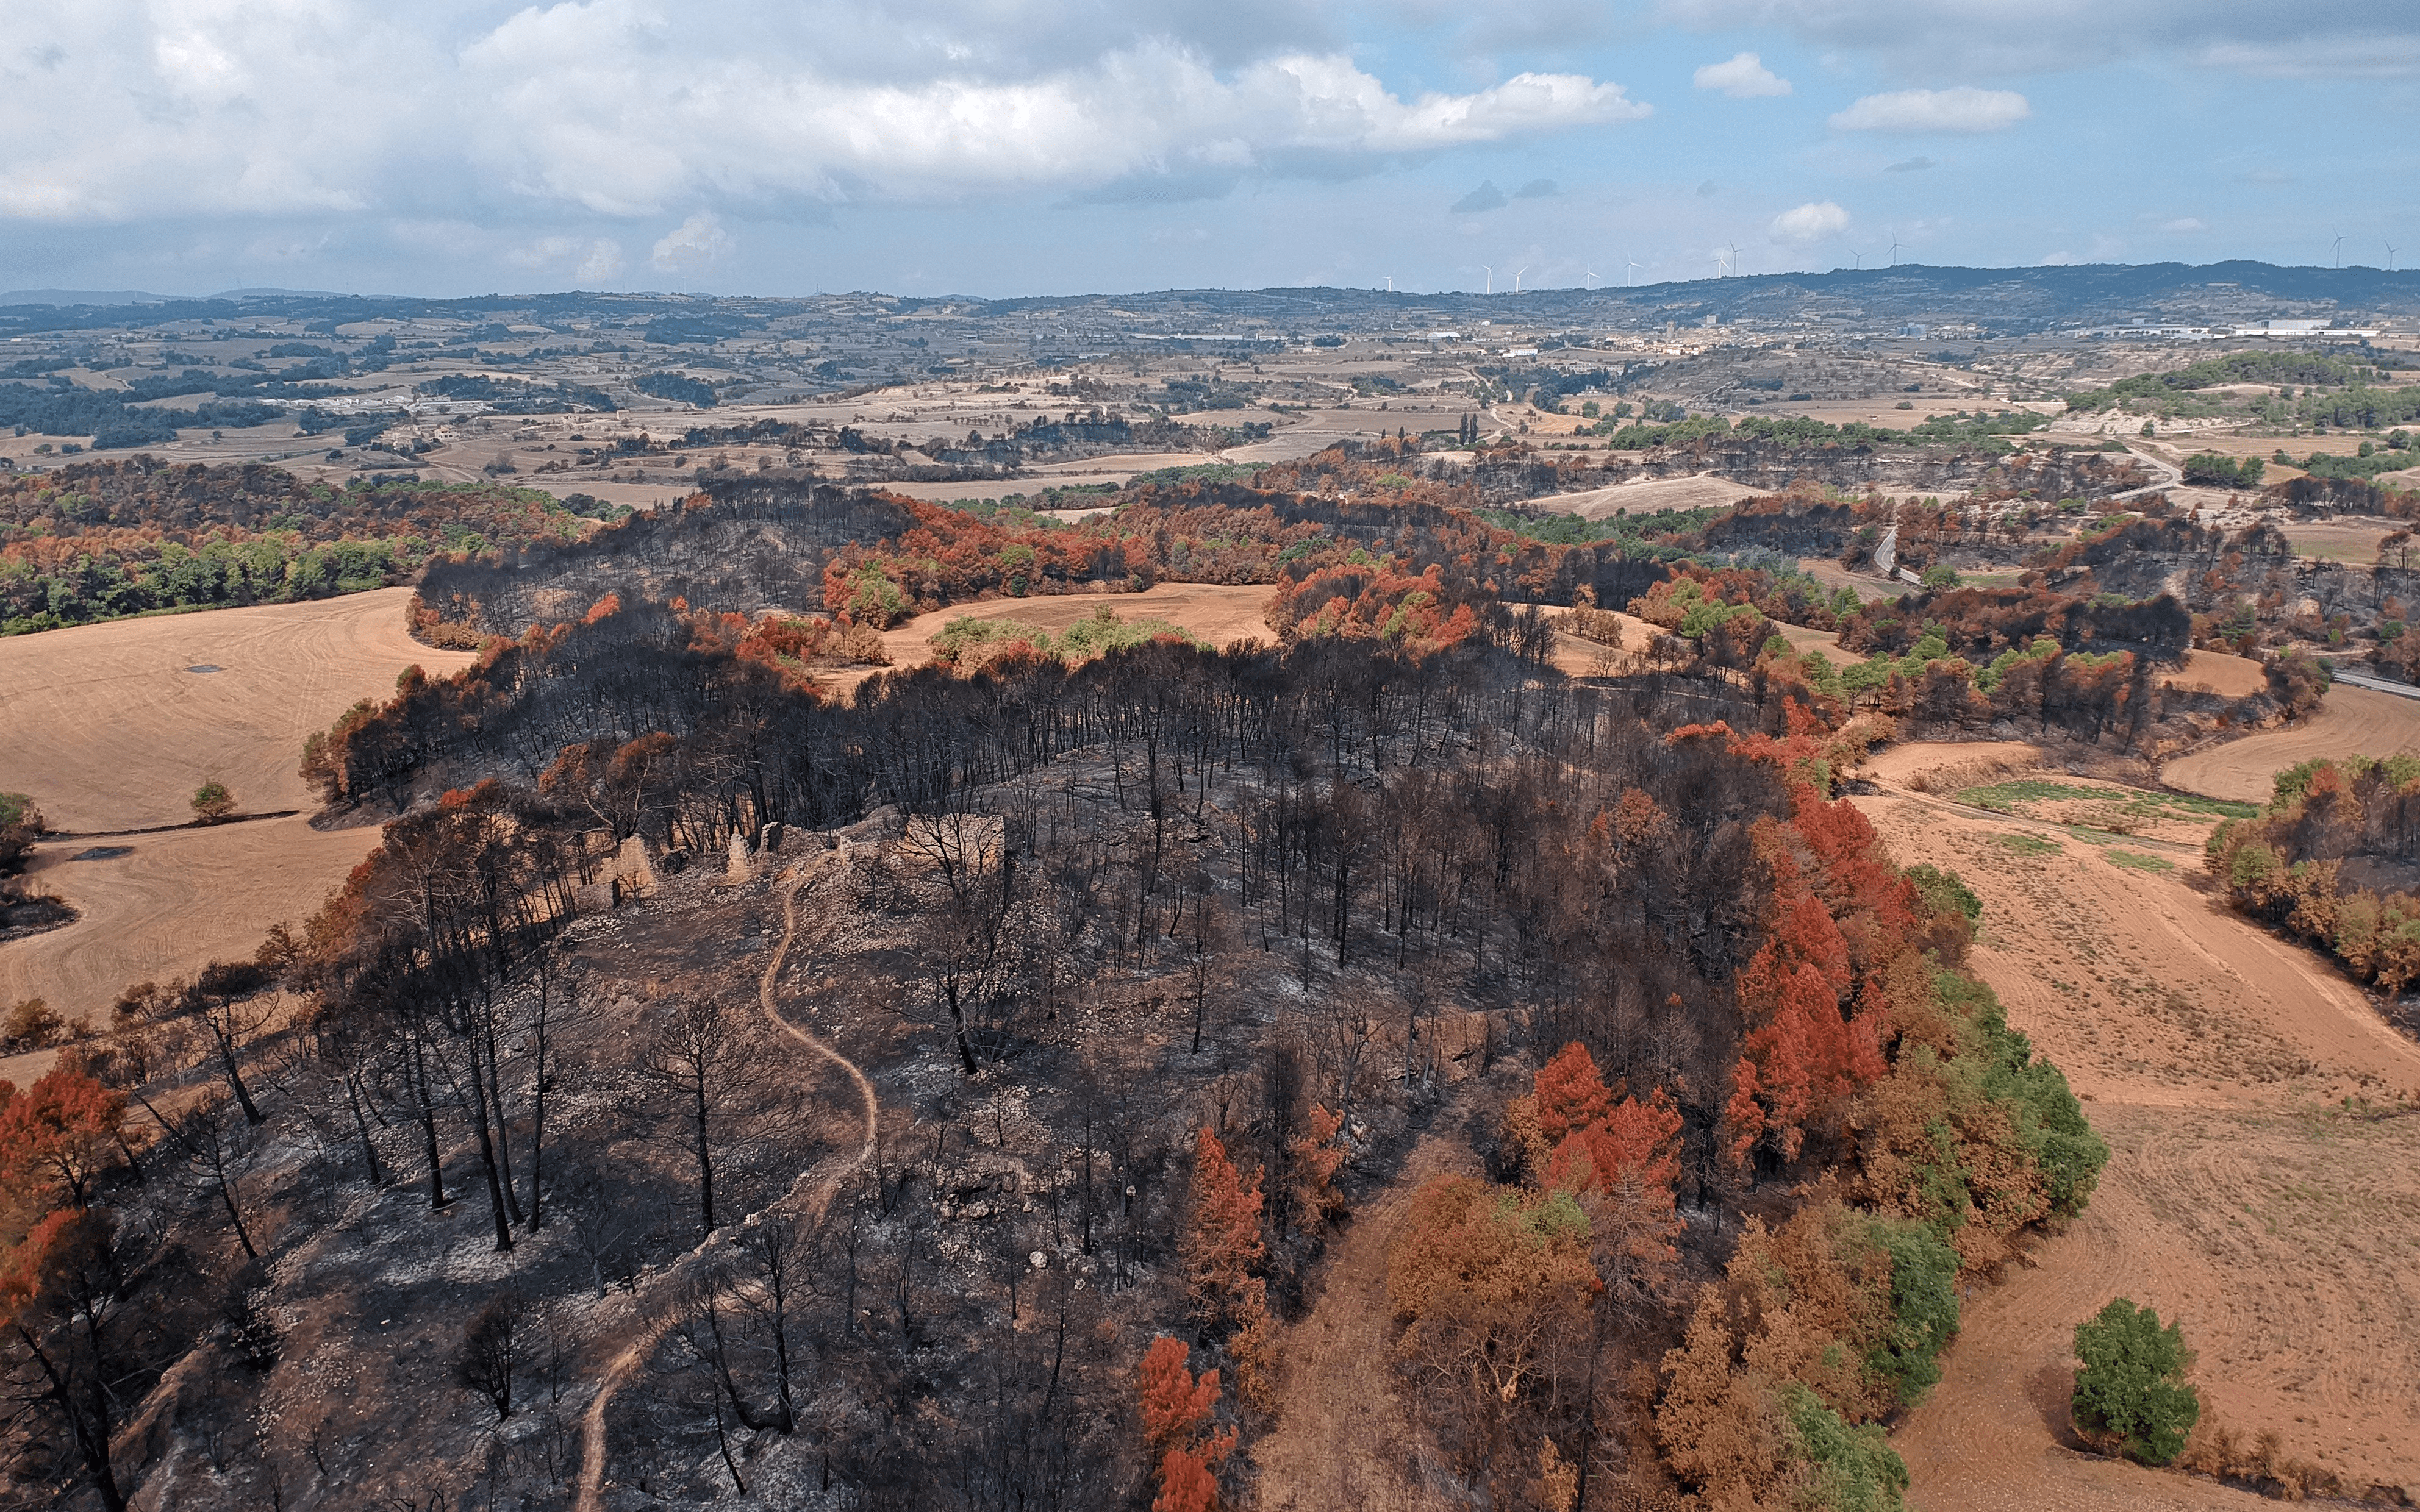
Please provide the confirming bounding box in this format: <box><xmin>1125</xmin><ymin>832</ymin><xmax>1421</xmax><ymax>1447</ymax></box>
<box><xmin>2323</xmin><ymin>665</ymin><xmax>2420</xmax><ymax>701</ymax></box>
<box><xmin>2108</xmin><ymin>444</ymin><xmax>2183</xmax><ymax>501</ymax></box>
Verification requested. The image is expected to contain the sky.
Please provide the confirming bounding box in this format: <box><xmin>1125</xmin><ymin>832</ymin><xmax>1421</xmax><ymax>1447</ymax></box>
<box><xmin>2</xmin><ymin>1</ymin><xmax>2416</xmax><ymax>299</ymax></box>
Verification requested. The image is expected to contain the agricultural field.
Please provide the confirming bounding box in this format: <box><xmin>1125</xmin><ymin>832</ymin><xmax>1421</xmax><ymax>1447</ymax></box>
<box><xmin>2163</xmin><ymin>684</ymin><xmax>2420</xmax><ymax>802</ymax></box>
<box><xmin>1853</xmin><ymin>748</ymin><xmax>2420</xmax><ymax>1504</ymax></box>
<box><xmin>0</xmin><ymin>587</ymin><xmax>473</xmax><ymax>1018</ymax></box>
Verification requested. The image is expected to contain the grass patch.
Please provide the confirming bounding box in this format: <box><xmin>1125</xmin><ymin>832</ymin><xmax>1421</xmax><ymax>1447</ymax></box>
<box><xmin>1958</xmin><ymin>779</ymin><xmax>2110</xmax><ymax>811</ymax></box>
<box><xmin>1994</xmin><ymin>832</ymin><xmax>2061</xmax><ymax>857</ymax></box>
<box><xmin>2103</xmin><ymin>849</ymin><xmax>2177</xmax><ymax>874</ymax></box>
<box><xmin>2127</xmin><ymin>791</ymin><xmax>2260</xmax><ymax>821</ymax></box>
<box><xmin>2066</xmin><ymin>826</ymin><xmax>2122</xmax><ymax>847</ymax></box>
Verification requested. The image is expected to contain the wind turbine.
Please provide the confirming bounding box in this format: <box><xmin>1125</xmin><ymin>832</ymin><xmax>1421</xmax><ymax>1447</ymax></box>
<box><xmin>2332</xmin><ymin>229</ymin><xmax>2345</xmax><ymax>268</ymax></box>
<box><xmin>1583</xmin><ymin>266</ymin><xmax>1599</xmax><ymax>290</ymax></box>
<box><xmin>1625</xmin><ymin>257</ymin><xmax>1642</xmax><ymax>287</ymax></box>
<box><xmin>1728</xmin><ymin>241</ymin><xmax>1741</xmax><ymax>279</ymax></box>
<box><xmin>1513</xmin><ymin>265</ymin><xmax>1529</xmax><ymax>293</ymax></box>
<box><xmin>1481</xmin><ymin>264</ymin><xmax>1494</xmax><ymax>294</ymax></box>
<box><xmin>2390</xmin><ymin>243</ymin><xmax>2401</xmax><ymax>273</ymax></box>
<box><xmin>1888</xmin><ymin>231</ymin><xmax>1903</xmax><ymax>267</ymax></box>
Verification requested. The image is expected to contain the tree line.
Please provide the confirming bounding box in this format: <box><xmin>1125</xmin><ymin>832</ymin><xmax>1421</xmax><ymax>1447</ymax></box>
<box><xmin>1</xmin><ymin>462</ymin><xmax>601</xmax><ymax>635</ymax></box>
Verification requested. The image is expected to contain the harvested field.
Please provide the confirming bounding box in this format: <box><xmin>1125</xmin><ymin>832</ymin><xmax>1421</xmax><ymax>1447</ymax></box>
<box><xmin>1527</xmin><ymin>472</ymin><xmax>1764</xmax><ymax>519</ymax></box>
<box><xmin>0</xmin><ymin>586</ymin><xmax>476</xmax><ymax>831</ymax></box>
<box><xmin>2163</xmin><ymin>685</ymin><xmax>2420</xmax><ymax>802</ymax></box>
<box><xmin>2160</xmin><ymin>649</ymin><xmax>2267</xmax><ymax>697</ymax></box>
<box><xmin>0</xmin><ymin>588</ymin><xmax>475</xmax><ymax>1019</ymax></box>
<box><xmin>2277</xmin><ymin>518</ymin><xmax>2396</xmax><ymax>563</ymax></box>
<box><xmin>872</xmin><ymin>581</ymin><xmax>1276</xmax><ymax>667</ymax></box>
<box><xmin>1859</xmin><ymin>764</ymin><xmax>2420</xmax><ymax>1505</ymax></box>
<box><xmin>0</xmin><ymin>817</ymin><xmax>386</xmax><ymax>1022</ymax></box>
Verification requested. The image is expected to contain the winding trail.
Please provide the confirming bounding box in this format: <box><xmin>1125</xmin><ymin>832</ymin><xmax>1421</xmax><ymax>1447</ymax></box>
<box><xmin>573</xmin><ymin>851</ymin><xmax>881</xmax><ymax>1512</ymax></box>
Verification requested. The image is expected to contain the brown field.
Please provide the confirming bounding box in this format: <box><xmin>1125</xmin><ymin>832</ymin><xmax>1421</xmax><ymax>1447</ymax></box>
<box><xmin>2278</xmin><ymin>518</ymin><xmax>2397</xmax><ymax>563</ymax></box>
<box><xmin>0</xmin><ymin>587</ymin><xmax>475</xmax><ymax>831</ymax></box>
<box><xmin>2162</xmin><ymin>648</ymin><xmax>2269</xmax><ymax>697</ymax></box>
<box><xmin>1857</xmin><ymin>752</ymin><xmax>2420</xmax><ymax>1506</ymax></box>
<box><xmin>0</xmin><ymin>818</ymin><xmax>385</xmax><ymax>1024</ymax></box>
<box><xmin>0</xmin><ymin>588</ymin><xmax>475</xmax><ymax>1019</ymax></box>
<box><xmin>2163</xmin><ymin>685</ymin><xmax>2420</xmax><ymax>802</ymax></box>
<box><xmin>876</xmin><ymin>580</ymin><xmax>1276</xmax><ymax>663</ymax></box>
<box><xmin>814</xmin><ymin>582</ymin><xmax>1281</xmax><ymax>698</ymax></box>
<box><xmin>1531</xmin><ymin>473</ymin><xmax>1766</xmax><ymax>519</ymax></box>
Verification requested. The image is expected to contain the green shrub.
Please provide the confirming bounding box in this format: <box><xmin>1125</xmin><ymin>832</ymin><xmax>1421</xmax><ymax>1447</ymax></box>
<box><xmin>1940</xmin><ymin>972</ymin><xmax>2110</xmax><ymax>1216</ymax></box>
<box><xmin>1784</xmin><ymin>1385</ymin><xmax>1910</xmax><ymax>1511</ymax></box>
<box><xmin>2072</xmin><ymin>1299</ymin><xmax>2200</xmax><ymax>1466</ymax></box>
<box><xmin>1860</xmin><ymin>1218</ymin><xmax>1961</xmax><ymax>1407</ymax></box>
<box><xmin>1905</xmin><ymin>863</ymin><xmax>1981</xmax><ymax>921</ymax></box>
<box><xmin>190</xmin><ymin>779</ymin><xmax>236</xmax><ymax>824</ymax></box>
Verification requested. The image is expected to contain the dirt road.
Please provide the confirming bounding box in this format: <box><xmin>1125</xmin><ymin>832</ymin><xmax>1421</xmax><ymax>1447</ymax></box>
<box><xmin>1250</xmin><ymin>1124</ymin><xmax>1483</xmax><ymax>1512</ymax></box>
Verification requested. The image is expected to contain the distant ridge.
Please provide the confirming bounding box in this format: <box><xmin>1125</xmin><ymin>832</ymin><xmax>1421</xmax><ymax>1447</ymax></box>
<box><xmin>5</xmin><ymin>262</ymin><xmax>2416</xmax><ymax>337</ymax></box>
<box><xmin>0</xmin><ymin>288</ymin><xmax>173</xmax><ymax>307</ymax></box>
<box><xmin>1</xmin><ymin>285</ymin><xmax>351</xmax><ymax>307</ymax></box>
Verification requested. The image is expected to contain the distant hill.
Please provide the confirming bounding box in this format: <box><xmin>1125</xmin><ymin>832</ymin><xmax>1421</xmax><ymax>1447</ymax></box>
<box><xmin>4</xmin><ymin>262</ymin><xmax>2417</xmax><ymax>342</ymax></box>
<box><xmin>0</xmin><ymin>288</ymin><xmax>173</xmax><ymax>307</ymax></box>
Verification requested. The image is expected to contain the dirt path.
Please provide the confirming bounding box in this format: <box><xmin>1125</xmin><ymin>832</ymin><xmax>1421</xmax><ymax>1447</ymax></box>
<box><xmin>1857</xmin><ymin>775</ymin><xmax>2420</xmax><ymax>1505</ymax></box>
<box><xmin>573</xmin><ymin>849</ymin><xmax>880</xmax><ymax>1511</ymax></box>
<box><xmin>1250</xmin><ymin>1121</ymin><xmax>1482</xmax><ymax>1512</ymax></box>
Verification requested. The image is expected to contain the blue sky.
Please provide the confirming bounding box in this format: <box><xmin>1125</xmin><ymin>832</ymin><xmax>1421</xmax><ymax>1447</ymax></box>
<box><xmin>2</xmin><ymin>1</ymin><xmax>2415</xmax><ymax>298</ymax></box>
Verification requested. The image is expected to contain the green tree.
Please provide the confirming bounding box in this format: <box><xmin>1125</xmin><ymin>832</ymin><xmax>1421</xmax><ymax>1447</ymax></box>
<box><xmin>190</xmin><ymin>779</ymin><xmax>235</xmax><ymax>824</ymax></box>
<box><xmin>2071</xmin><ymin>1298</ymin><xmax>2200</xmax><ymax>1465</ymax></box>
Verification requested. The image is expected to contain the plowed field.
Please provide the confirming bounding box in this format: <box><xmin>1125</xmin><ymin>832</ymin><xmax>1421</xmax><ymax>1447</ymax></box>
<box><xmin>1859</xmin><ymin>749</ymin><xmax>2420</xmax><ymax>1505</ymax></box>
<box><xmin>0</xmin><ymin>589</ymin><xmax>474</xmax><ymax>1019</ymax></box>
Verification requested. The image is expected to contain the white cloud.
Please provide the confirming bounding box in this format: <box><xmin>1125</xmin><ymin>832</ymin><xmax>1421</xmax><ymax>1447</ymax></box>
<box><xmin>1770</xmin><ymin>201</ymin><xmax>1850</xmax><ymax>243</ymax></box>
<box><xmin>1692</xmin><ymin>51</ymin><xmax>1791</xmax><ymax>98</ymax></box>
<box><xmin>576</xmin><ymin>240</ymin><xmax>625</xmax><ymax>282</ymax></box>
<box><xmin>2162</xmin><ymin>217</ymin><xmax>2207</xmax><ymax>234</ymax></box>
<box><xmin>652</xmin><ymin>213</ymin><xmax>731</xmax><ymax>271</ymax></box>
<box><xmin>1829</xmin><ymin>87</ymin><xmax>2030</xmax><ymax>134</ymax></box>
<box><xmin>1659</xmin><ymin>1</ymin><xmax>2420</xmax><ymax>80</ymax></box>
<box><xmin>0</xmin><ymin>2</ymin><xmax>1649</xmax><ymax>229</ymax></box>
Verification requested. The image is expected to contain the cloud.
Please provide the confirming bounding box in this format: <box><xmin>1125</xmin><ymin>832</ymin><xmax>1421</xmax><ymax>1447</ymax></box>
<box><xmin>1513</xmin><ymin>178</ymin><xmax>1559</xmax><ymax>199</ymax></box>
<box><xmin>1885</xmin><ymin>155</ymin><xmax>1935</xmax><ymax>173</ymax></box>
<box><xmin>2162</xmin><ymin>217</ymin><xmax>2207</xmax><ymax>234</ymax></box>
<box><xmin>1657</xmin><ymin>1</ymin><xmax>2420</xmax><ymax>80</ymax></box>
<box><xmin>0</xmin><ymin>2</ymin><xmax>1650</xmax><ymax>230</ymax></box>
<box><xmin>1697</xmin><ymin>180</ymin><xmax>1720</xmax><ymax>197</ymax></box>
<box><xmin>2038</xmin><ymin>250</ymin><xmax>2080</xmax><ymax>265</ymax></box>
<box><xmin>1830</xmin><ymin>87</ymin><xmax>2030</xmax><ymax>134</ymax></box>
<box><xmin>1451</xmin><ymin>181</ymin><xmax>1508</xmax><ymax>213</ymax></box>
<box><xmin>1770</xmin><ymin>201</ymin><xmax>1851</xmax><ymax>243</ymax></box>
<box><xmin>652</xmin><ymin>213</ymin><xmax>731</xmax><ymax>271</ymax></box>
<box><xmin>576</xmin><ymin>240</ymin><xmax>626</xmax><ymax>281</ymax></box>
<box><xmin>1692</xmin><ymin>51</ymin><xmax>1791</xmax><ymax>98</ymax></box>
